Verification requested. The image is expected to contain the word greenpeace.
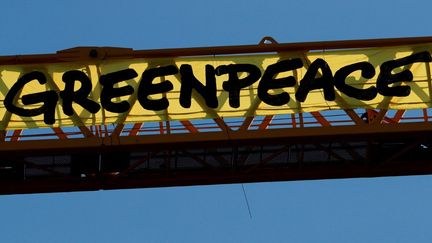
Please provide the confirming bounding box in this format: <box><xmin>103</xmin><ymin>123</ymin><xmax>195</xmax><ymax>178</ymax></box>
<box><xmin>4</xmin><ymin>51</ymin><xmax>431</xmax><ymax>125</ymax></box>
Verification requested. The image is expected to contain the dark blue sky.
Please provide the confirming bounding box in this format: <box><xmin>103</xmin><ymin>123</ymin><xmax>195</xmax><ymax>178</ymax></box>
<box><xmin>1</xmin><ymin>0</ymin><xmax>432</xmax><ymax>242</ymax></box>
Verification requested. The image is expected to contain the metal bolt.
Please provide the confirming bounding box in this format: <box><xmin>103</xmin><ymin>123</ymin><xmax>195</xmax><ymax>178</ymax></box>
<box><xmin>89</xmin><ymin>49</ymin><xmax>98</xmax><ymax>58</ymax></box>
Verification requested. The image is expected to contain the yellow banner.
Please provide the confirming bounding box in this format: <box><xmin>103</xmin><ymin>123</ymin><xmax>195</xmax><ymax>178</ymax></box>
<box><xmin>1</xmin><ymin>44</ymin><xmax>432</xmax><ymax>129</ymax></box>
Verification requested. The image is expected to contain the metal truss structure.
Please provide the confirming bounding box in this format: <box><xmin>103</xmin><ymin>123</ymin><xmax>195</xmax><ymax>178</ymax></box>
<box><xmin>1</xmin><ymin>36</ymin><xmax>432</xmax><ymax>195</ymax></box>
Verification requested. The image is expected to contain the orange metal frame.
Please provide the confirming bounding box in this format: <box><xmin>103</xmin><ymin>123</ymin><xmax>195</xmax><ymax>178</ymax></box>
<box><xmin>1</xmin><ymin>36</ymin><xmax>432</xmax><ymax>195</ymax></box>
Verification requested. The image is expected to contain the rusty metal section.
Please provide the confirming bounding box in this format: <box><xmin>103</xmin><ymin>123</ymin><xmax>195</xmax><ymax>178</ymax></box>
<box><xmin>0</xmin><ymin>108</ymin><xmax>430</xmax><ymax>195</ymax></box>
<box><xmin>1</xmin><ymin>36</ymin><xmax>432</xmax><ymax>65</ymax></box>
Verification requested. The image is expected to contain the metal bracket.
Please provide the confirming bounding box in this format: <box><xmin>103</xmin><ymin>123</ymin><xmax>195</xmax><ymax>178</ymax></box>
<box><xmin>259</xmin><ymin>36</ymin><xmax>279</xmax><ymax>45</ymax></box>
<box><xmin>56</xmin><ymin>46</ymin><xmax>134</xmax><ymax>62</ymax></box>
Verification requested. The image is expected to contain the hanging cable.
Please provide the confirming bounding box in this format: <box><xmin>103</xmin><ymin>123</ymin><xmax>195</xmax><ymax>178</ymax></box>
<box><xmin>241</xmin><ymin>183</ymin><xmax>252</xmax><ymax>219</ymax></box>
